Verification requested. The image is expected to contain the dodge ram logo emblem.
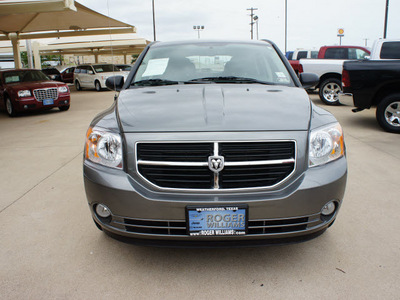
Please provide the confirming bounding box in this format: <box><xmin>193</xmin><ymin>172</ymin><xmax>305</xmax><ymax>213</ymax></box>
<box><xmin>208</xmin><ymin>156</ymin><xmax>225</xmax><ymax>173</ymax></box>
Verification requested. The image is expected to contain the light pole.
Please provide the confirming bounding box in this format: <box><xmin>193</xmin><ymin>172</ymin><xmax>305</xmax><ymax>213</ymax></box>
<box><xmin>284</xmin><ymin>0</ymin><xmax>287</xmax><ymax>53</ymax></box>
<box><xmin>152</xmin><ymin>0</ymin><xmax>156</xmax><ymax>41</ymax></box>
<box><xmin>247</xmin><ymin>7</ymin><xmax>258</xmax><ymax>40</ymax></box>
<box><xmin>253</xmin><ymin>15</ymin><xmax>259</xmax><ymax>40</ymax></box>
<box><xmin>383</xmin><ymin>0</ymin><xmax>389</xmax><ymax>38</ymax></box>
<box><xmin>193</xmin><ymin>25</ymin><xmax>204</xmax><ymax>39</ymax></box>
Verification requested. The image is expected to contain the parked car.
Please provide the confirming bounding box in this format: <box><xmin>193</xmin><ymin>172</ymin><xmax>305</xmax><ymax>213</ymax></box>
<box><xmin>59</xmin><ymin>66</ymin><xmax>75</xmax><ymax>83</ymax></box>
<box><xmin>368</xmin><ymin>39</ymin><xmax>400</xmax><ymax>60</ymax></box>
<box><xmin>0</xmin><ymin>69</ymin><xmax>70</xmax><ymax>117</ymax></box>
<box><xmin>115</xmin><ymin>64</ymin><xmax>132</xmax><ymax>76</ymax></box>
<box><xmin>294</xmin><ymin>46</ymin><xmax>371</xmax><ymax>105</ymax></box>
<box><xmin>340</xmin><ymin>59</ymin><xmax>400</xmax><ymax>133</ymax></box>
<box><xmin>299</xmin><ymin>59</ymin><xmax>346</xmax><ymax>105</ymax></box>
<box><xmin>317</xmin><ymin>45</ymin><xmax>370</xmax><ymax>59</ymax></box>
<box><xmin>291</xmin><ymin>49</ymin><xmax>319</xmax><ymax>60</ymax></box>
<box><xmin>42</xmin><ymin>66</ymin><xmax>75</xmax><ymax>84</ymax></box>
<box><xmin>288</xmin><ymin>49</ymin><xmax>318</xmax><ymax>75</ymax></box>
<box><xmin>285</xmin><ymin>51</ymin><xmax>294</xmax><ymax>60</ymax></box>
<box><xmin>42</xmin><ymin>67</ymin><xmax>62</xmax><ymax>81</ymax></box>
<box><xmin>115</xmin><ymin>64</ymin><xmax>132</xmax><ymax>71</ymax></box>
<box><xmin>83</xmin><ymin>40</ymin><xmax>347</xmax><ymax>247</ymax></box>
<box><xmin>74</xmin><ymin>64</ymin><xmax>126</xmax><ymax>91</ymax></box>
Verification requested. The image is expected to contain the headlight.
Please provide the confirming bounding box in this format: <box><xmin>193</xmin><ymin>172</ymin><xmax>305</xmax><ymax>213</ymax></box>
<box><xmin>18</xmin><ymin>90</ymin><xmax>31</xmax><ymax>97</ymax></box>
<box><xmin>58</xmin><ymin>86</ymin><xmax>69</xmax><ymax>93</ymax></box>
<box><xmin>85</xmin><ymin>127</ymin><xmax>123</xmax><ymax>169</ymax></box>
<box><xmin>309</xmin><ymin>122</ymin><xmax>345</xmax><ymax>167</ymax></box>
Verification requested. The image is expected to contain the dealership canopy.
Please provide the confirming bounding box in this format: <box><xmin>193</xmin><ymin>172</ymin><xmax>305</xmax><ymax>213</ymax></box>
<box><xmin>0</xmin><ymin>0</ymin><xmax>136</xmax><ymax>67</ymax></box>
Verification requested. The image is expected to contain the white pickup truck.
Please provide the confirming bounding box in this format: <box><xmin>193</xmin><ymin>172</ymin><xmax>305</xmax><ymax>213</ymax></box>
<box><xmin>300</xmin><ymin>40</ymin><xmax>400</xmax><ymax>105</ymax></box>
<box><xmin>369</xmin><ymin>39</ymin><xmax>400</xmax><ymax>60</ymax></box>
<box><xmin>298</xmin><ymin>59</ymin><xmax>346</xmax><ymax>105</ymax></box>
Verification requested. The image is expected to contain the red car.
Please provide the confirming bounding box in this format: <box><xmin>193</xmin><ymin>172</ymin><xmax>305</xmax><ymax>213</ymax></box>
<box><xmin>0</xmin><ymin>69</ymin><xmax>70</xmax><ymax>117</ymax></box>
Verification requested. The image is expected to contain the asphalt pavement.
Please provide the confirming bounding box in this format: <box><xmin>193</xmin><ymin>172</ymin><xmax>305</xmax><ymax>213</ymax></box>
<box><xmin>1</xmin><ymin>88</ymin><xmax>399</xmax><ymax>299</ymax></box>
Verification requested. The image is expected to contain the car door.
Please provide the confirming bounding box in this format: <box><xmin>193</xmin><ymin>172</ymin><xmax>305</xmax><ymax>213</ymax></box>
<box><xmin>80</xmin><ymin>66</ymin><xmax>91</xmax><ymax>87</ymax></box>
<box><xmin>62</xmin><ymin>67</ymin><xmax>74</xmax><ymax>83</ymax></box>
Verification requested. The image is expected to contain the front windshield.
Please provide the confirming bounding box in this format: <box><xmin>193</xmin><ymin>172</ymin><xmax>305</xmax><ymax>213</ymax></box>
<box><xmin>132</xmin><ymin>42</ymin><xmax>294</xmax><ymax>86</ymax></box>
<box><xmin>4</xmin><ymin>70</ymin><xmax>49</xmax><ymax>83</ymax></box>
<box><xmin>93</xmin><ymin>64</ymin><xmax>120</xmax><ymax>73</ymax></box>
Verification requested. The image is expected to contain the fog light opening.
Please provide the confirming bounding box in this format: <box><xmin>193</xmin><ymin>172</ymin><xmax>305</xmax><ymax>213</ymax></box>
<box><xmin>24</xmin><ymin>105</ymin><xmax>28</xmax><ymax>110</ymax></box>
<box><xmin>321</xmin><ymin>201</ymin><xmax>336</xmax><ymax>216</ymax></box>
<box><xmin>95</xmin><ymin>203</ymin><xmax>111</xmax><ymax>218</ymax></box>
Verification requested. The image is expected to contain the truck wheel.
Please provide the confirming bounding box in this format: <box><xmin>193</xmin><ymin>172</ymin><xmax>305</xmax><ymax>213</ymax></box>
<box><xmin>75</xmin><ymin>80</ymin><xmax>82</xmax><ymax>91</ymax></box>
<box><xmin>376</xmin><ymin>94</ymin><xmax>400</xmax><ymax>133</ymax></box>
<box><xmin>319</xmin><ymin>78</ymin><xmax>342</xmax><ymax>105</ymax></box>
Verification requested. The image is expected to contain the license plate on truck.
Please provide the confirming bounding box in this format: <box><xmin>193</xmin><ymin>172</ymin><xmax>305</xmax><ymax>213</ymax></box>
<box><xmin>187</xmin><ymin>205</ymin><xmax>247</xmax><ymax>236</ymax></box>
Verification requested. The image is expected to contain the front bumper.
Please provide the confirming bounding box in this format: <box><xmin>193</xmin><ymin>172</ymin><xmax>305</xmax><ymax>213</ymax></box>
<box><xmin>14</xmin><ymin>94</ymin><xmax>70</xmax><ymax>112</ymax></box>
<box><xmin>84</xmin><ymin>156</ymin><xmax>347</xmax><ymax>245</ymax></box>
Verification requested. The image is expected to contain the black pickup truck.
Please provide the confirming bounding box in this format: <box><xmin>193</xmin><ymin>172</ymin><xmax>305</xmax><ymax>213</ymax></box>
<box><xmin>340</xmin><ymin>60</ymin><xmax>400</xmax><ymax>133</ymax></box>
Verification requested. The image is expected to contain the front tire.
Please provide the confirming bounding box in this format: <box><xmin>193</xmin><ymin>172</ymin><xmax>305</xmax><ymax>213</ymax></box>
<box><xmin>95</xmin><ymin>80</ymin><xmax>102</xmax><ymax>92</ymax></box>
<box><xmin>75</xmin><ymin>80</ymin><xmax>82</xmax><ymax>91</ymax></box>
<box><xmin>376</xmin><ymin>94</ymin><xmax>400</xmax><ymax>133</ymax></box>
<box><xmin>5</xmin><ymin>97</ymin><xmax>16</xmax><ymax>117</ymax></box>
<box><xmin>319</xmin><ymin>78</ymin><xmax>342</xmax><ymax>105</ymax></box>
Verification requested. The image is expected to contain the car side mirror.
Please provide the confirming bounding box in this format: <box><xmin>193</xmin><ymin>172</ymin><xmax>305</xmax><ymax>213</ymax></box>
<box><xmin>88</xmin><ymin>70</ymin><xmax>94</xmax><ymax>75</ymax></box>
<box><xmin>106</xmin><ymin>75</ymin><xmax>124</xmax><ymax>92</ymax></box>
<box><xmin>363</xmin><ymin>56</ymin><xmax>370</xmax><ymax>60</ymax></box>
<box><xmin>299</xmin><ymin>73</ymin><xmax>319</xmax><ymax>89</ymax></box>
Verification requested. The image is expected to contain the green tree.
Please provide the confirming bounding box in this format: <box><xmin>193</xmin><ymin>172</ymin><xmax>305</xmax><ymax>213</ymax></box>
<box><xmin>131</xmin><ymin>54</ymin><xmax>139</xmax><ymax>64</ymax></box>
<box><xmin>19</xmin><ymin>52</ymin><xmax>63</xmax><ymax>68</ymax></box>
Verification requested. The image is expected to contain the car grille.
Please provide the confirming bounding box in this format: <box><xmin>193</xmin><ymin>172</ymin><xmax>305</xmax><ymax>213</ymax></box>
<box><xmin>33</xmin><ymin>88</ymin><xmax>58</xmax><ymax>101</ymax></box>
<box><xmin>136</xmin><ymin>141</ymin><xmax>296</xmax><ymax>190</ymax></box>
<box><xmin>109</xmin><ymin>214</ymin><xmax>323</xmax><ymax>237</ymax></box>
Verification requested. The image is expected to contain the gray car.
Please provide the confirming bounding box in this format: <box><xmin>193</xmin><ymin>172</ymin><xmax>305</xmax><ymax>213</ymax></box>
<box><xmin>83</xmin><ymin>40</ymin><xmax>347</xmax><ymax>247</ymax></box>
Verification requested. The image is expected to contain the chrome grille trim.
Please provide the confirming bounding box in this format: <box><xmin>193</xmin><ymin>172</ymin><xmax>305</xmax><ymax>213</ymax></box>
<box><xmin>33</xmin><ymin>87</ymin><xmax>58</xmax><ymax>101</ymax></box>
<box><xmin>135</xmin><ymin>141</ymin><xmax>296</xmax><ymax>191</ymax></box>
<box><xmin>107</xmin><ymin>213</ymin><xmax>324</xmax><ymax>237</ymax></box>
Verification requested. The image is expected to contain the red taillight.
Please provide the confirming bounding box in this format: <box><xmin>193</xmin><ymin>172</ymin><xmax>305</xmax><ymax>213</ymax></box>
<box><xmin>298</xmin><ymin>64</ymin><xmax>304</xmax><ymax>74</ymax></box>
<box><xmin>342</xmin><ymin>69</ymin><xmax>350</xmax><ymax>88</ymax></box>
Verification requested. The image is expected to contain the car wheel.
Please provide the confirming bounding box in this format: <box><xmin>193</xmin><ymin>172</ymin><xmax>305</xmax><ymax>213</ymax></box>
<box><xmin>95</xmin><ymin>80</ymin><xmax>102</xmax><ymax>92</ymax></box>
<box><xmin>5</xmin><ymin>97</ymin><xmax>16</xmax><ymax>117</ymax></box>
<box><xmin>319</xmin><ymin>78</ymin><xmax>342</xmax><ymax>105</ymax></box>
<box><xmin>376</xmin><ymin>94</ymin><xmax>400</xmax><ymax>133</ymax></box>
<box><xmin>59</xmin><ymin>105</ymin><xmax>70</xmax><ymax>111</ymax></box>
<box><xmin>75</xmin><ymin>80</ymin><xmax>82</xmax><ymax>91</ymax></box>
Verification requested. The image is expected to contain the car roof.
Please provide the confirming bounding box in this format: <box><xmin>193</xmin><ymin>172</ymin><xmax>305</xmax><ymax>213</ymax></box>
<box><xmin>150</xmin><ymin>39</ymin><xmax>273</xmax><ymax>48</ymax></box>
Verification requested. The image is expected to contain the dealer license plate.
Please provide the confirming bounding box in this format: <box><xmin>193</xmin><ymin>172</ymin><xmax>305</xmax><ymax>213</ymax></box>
<box><xmin>187</xmin><ymin>205</ymin><xmax>247</xmax><ymax>236</ymax></box>
<box><xmin>43</xmin><ymin>99</ymin><xmax>54</xmax><ymax>105</ymax></box>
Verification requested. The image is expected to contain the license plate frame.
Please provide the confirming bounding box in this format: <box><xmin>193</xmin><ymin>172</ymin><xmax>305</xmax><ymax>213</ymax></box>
<box><xmin>43</xmin><ymin>98</ymin><xmax>54</xmax><ymax>105</ymax></box>
<box><xmin>186</xmin><ymin>205</ymin><xmax>248</xmax><ymax>236</ymax></box>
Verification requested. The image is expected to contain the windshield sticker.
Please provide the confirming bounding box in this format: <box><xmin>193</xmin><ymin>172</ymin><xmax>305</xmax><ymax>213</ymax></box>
<box><xmin>5</xmin><ymin>75</ymin><xmax>20</xmax><ymax>83</ymax></box>
<box><xmin>275</xmin><ymin>72</ymin><xmax>290</xmax><ymax>83</ymax></box>
<box><xmin>142</xmin><ymin>58</ymin><xmax>169</xmax><ymax>77</ymax></box>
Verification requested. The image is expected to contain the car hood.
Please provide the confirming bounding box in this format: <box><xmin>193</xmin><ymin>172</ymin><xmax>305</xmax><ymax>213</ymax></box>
<box><xmin>7</xmin><ymin>80</ymin><xmax>65</xmax><ymax>90</ymax></box>
<box><xmin>117</xmin><ymin>84</ymin><xmax>311</xmax><ymax>132</ymax></box>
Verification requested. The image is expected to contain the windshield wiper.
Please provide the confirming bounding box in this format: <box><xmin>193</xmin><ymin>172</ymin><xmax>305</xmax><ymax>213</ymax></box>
<box><xmin>186</xmin><ymin>76</ymin><xmax>275</xmax><ymax>85</ymax></box>
<box><xmin>132</xmin><ymin>79</ymin><xmax>180</xmax><ymax>86</ymax></box>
